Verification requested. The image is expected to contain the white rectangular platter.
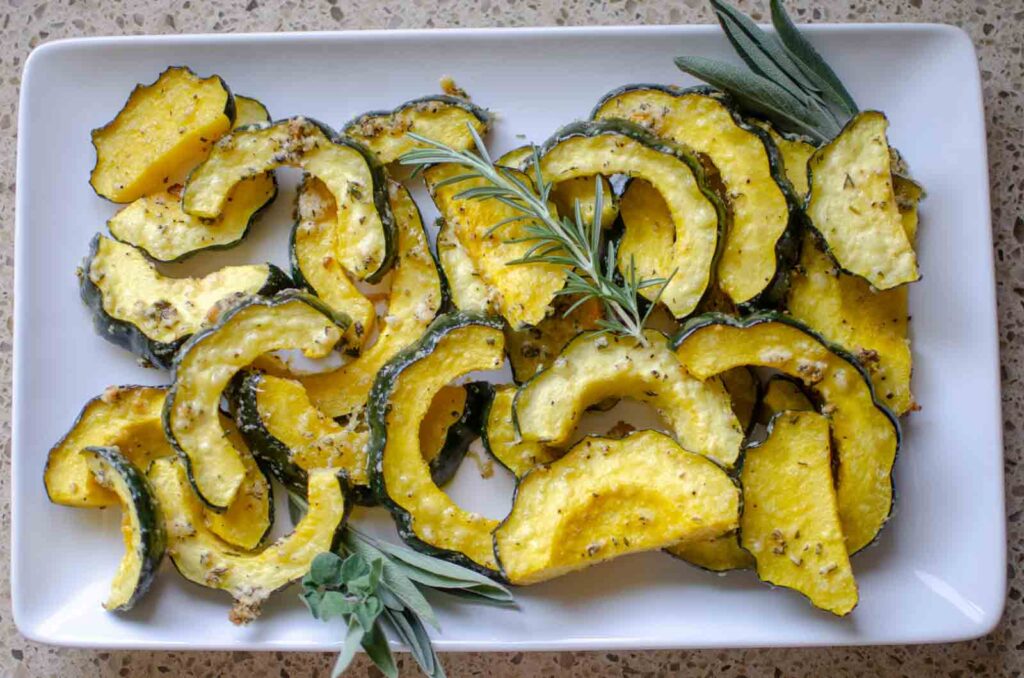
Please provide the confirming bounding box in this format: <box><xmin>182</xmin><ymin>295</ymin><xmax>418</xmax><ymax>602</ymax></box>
<box><xmin>13</xmin><ymin>23</ymin><xmax>1004</xmax><ymax>650</ymax></box>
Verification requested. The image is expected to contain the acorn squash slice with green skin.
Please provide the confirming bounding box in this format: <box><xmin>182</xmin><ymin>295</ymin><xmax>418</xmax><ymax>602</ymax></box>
<box><xmin>720</xmin><ymin>366</ymin><xmax>759</xmax><ymax>436</ymax></box>
<box><xmin>44</xmin><ymin>385</ymin><xmax>273</xmax><ymax>550</ymax></box>
<box><xmin>513</xmin><ymin>329</ymin><xmax>744</xmax><ymax>468</ymax></box>
<box><xmin>672</xmin><ymin>313</ymin><xmax>901</xmax><ymax>554</ymax></box>
<box><xmin>298</xmin><ymin>181</ymin><xmax>445</xmax><ymax>420</ymax></box>
<box><xmin>535</xmin><ymin>119</ymin><xmax>727</xmax><ymax>318</ymax></box>
<box><xmin>182</xmin><ymin>117</ymin><xmax>396</xmax><ymax>283</ymax></box>
<box><xmin>788</xmin><ymin>175</ymin><xmax>923</xmax><ymax>416</ymax></box>
<box><xmin>482</xmin><ymin>385</ymin><xmax>562</xmax><ymax>477</ymax></box>
<box><xmin>666</xmin><ymin>532</ymin><xmax>753</xmax><ymax>573</ymax></box>
<box><xmin>164</xmin><ymin>291</ymin><xmax>348</xmax><ymax>511</ymax></box>
<box><xmin>90</xmin><ymin>66</ymin><xmax>235</xmax><ymax>203</ymax></box>
<box><xmin>80</xmin><ymin>234</ymin><xmax>291</xmax><ymax>369</ymax></box>
<box><xmin>805</xmin><ymin>111</ymin><xmax>919</xmax><ymax>290</ymax></box>
<box><xmin>435</xmin><ymin>217</ymin><xmax>496</xmax><ymax>316</ymax></box>
<box><xmin>80</xmin><ymin>446</ymin><xmax>166</xmax><ymax>611</ymax></box>
<box><xmin>424</xmin><ymin>162</ymin><xmax>566</xmax><ymax>329</ymax></box>
<box><xmin>342</xmin><ymin>94</ymin><xmax>490</xmax><ymax>164</ymax></box>
<box><xmin>368</xmin><ymin>313</ymin><xmax>507</xmax><ymax>575</ymax></box>
<box><xmin>148</xmin><ymin>458</ymin><xmax>347</xmax><ymax>625</ymax></box>
<box><xmin>756</xmin><ymin>374</ymin><xmax>814</xmax><ymax>425</ymax></box>
<box><xmin>741</xmin><ymin>411</ymin><xmax>859</xmax><ymax>616</ymax></box>
<box><xmin>106</xmin><ymin>97</ymin><xmax>276</xmax><ymax>263</ymax></box>
<box><xmin>751</xmin><ymin>120</ymin><xmax>816</xmax><ymax>200</ymax></box>
<box><xmin>593</xmin><ymin>85</ymin><xmax>797</xmax><ymax>308</ymax></box>
<box><xmin>290</xmin><ymin>175</ymin><xmax>378</xmax><ymax>348</ymax></box>
<box><xmin>493</xmin><ymin>430</ymin><xmax>740</xmax><ymax>585</ymax></box>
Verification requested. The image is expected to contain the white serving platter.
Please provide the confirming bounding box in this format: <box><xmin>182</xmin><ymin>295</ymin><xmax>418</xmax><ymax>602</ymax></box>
<box><xmin>13</xmin><ymin>23</ymin><xmax>1003</xmax><ymax>651</ymax></box>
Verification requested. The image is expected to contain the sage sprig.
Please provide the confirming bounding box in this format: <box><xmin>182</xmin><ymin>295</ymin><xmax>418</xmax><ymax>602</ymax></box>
<box><xmin>399</xmin><ymin>127</ymin><xmax>670</xmax><ymax>345</ymax></box>
<box><xmin>296</xmin><ymin>498</ymin><xmax>516</xmax><ymax>678</ymax></box>
<box><xmin>675</xmin><ymin>0</ymin><xmax>859</xmax><ymax>142</ymax></box>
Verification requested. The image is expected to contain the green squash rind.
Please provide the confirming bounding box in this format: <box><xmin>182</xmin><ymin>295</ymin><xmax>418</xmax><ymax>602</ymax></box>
<box><xmin>366</xmin><ymin>311</ymin><xmax>506</xmax><ymax>578</ymax></box>
<box><xmin>341</xmin><ymin>94</ymin><xmax>490</xmax><ymax>158</ymax></box>
<box><xmin>80</xmin><ymin>445</ymin><xmax>166</xmax><ymax>612</ymax></box>
<box><xmin>671</xmin><ymin>311</ymin><xmax>901</xmax><ymax>554</ymax></box>
<box><xmin>590</xmin><ymin>84</ymin><xmax>803</xmax><ymax>311</ymax></box>
<box><xmin>163</xmin><ymin>290</ymin><xmax>351</xmax><ymax>511</ymax></box>
<box><xmin>79</xmin><ymin>233</ymin><xmax>293</xmax><ymax>369</ymax></box>
<box><xmin>533</xmin><ymin>118</ymin><xmax>730</xmax><ymax>318</ymax></box>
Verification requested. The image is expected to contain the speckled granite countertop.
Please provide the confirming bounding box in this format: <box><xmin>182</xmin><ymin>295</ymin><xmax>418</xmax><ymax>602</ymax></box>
<box><xmin>2</xmin><ymin>1</ymin><xmax>1021</xmax><ymax>676</ymax></box>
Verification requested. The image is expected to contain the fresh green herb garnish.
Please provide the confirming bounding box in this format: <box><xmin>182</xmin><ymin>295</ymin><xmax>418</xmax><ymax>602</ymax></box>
<box><xmin>399</xmin><ymin>126</ymin><xmax>670</xmax><ymax>345</ymax></box>
<box><xmin>293</xmin><ymin>484</ymin><xmax>514</xmax><ymax>678</ymax></box>
<box><xmin>675</xmin><ymin>0</ymin><xmax>859</xmax><ymax>142</ymax></box>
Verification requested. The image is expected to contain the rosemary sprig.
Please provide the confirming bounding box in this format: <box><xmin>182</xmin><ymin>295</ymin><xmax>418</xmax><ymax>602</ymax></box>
<box><xmin>291</xmin><ymin>491</ymin><xmax>515</xmax><ymax>678</ymax></box>
<box><xmin>675</xmin><ymin>0</ymin><xmax>859</xmax><ymax>142</ymax></box>
<box><xmin>399</xmin><ymin>126</ymin><xmax>668</xmax><ymax>344</ymax></box>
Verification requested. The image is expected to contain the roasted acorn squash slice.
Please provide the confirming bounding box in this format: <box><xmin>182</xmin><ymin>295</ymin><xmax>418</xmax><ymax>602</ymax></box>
<box><xmin>183</xmin><ymin>117</ymin><xmax>396</xmax><ymax>282</ymax></box>
<box><xmin>494</xmin><ymin>430</ymin><xmax>740</xmax><ymax>585</ymax></box>
<box><xmin>298</xmin><ymin>182</ymin><xmax>445</xmax><ymax>419</ymax></box>
<box><xmin>513</xmin><ymin>330</ymin><xmax>743</xmax><ymax>468</ymax></box>
<box><xmin>666</xmin><ymin>533</ymin><xmax>753</xmax><ymax>573</ymax></box>
<box><xmin>165</xmin><ymin>291</ymin><xmax>347</xmax><ymax>510</ymax></box>
<box><xmin>593</xmin><ymin>85</ymin><xmax>796</xmax><ymax>307</ymax></box>
<box><xmin>752</xmin><ymin>121</ymin><xmax>816</xmax><ymax>199</ymax></box>
<box><xmin>720</xmin><ymin>366</ymin><xmax>759</xmax><ymax>435</ymax></box>
<box><xmin>80</xmin><ymin>234</ymin><xmax>290</xmax><ymax>368</ymax></box>
<box><xmin>368</xmin><ymin>313</ymin><xmax>506</xmax><ymax>574</ymax></box>
<box><xmin>435</xmin><ymin>216</ymin><xmax>496</xmax><ymax>315</ymax></box>
<box><xmin>805</xmin><ymin>111</ymin><xmax>919</xmax><ymax>289</ymax></box>
<box><xmin>672</xmin><ymin>313</ymin><xmax>900</xmax><ymax>553</ymax></box>
<box><xmin>81</xmin><ymin>446</ymin><xmax>166</xmax><ymax>611</ymax></box>
<box><xmin>148</xmin><ymin>459</ymin><xmax>346</xmax><ymax>624</ymax></box>
<box><xmin>106</xmin><ymin>96</ymin><xmax>276</xmax><ymax>263</ymax></box>
<box><xmin>536</xmin><ymin>120</ymin><xmax>726</xmax><ymax>318</ymax></box>
<box><xmin>482</xmin><ymin>385</ymin><xmax>562</xmax><ymax>477</ymax></box>
<box><xmin>90</xmin><ymin>66</ymin><xmax>235</xmax><ymax>203</ymax></box>
<box><xmin>45</xmin><ymin>385</ymin><xmax>273</xmax><ymax>550</ymax></box>
<box><xmin>290</xmin><ymin>175</ymin><xmax>378</xmax><ymax>347</ymax></box>
<box><xmin>741</xmin><ymin>411</ymin><xmax>858</xmax><ymax>616</ymax></box>
<box><xmin>424</xmin><ymin>163</ymin><xmax>566</xmax><ymax>329</ymax></box>
<box><xmin>343</xmin><ymin>95</ymin><xmax>490</xmax><ymax>164</ymax></box>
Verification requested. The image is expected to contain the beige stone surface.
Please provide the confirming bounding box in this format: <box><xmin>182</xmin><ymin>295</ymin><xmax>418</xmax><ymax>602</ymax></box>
<box><xmin>2</xmin><ymin>0</ymin><xmax>1021</xmax><ymax>675</ymax></box>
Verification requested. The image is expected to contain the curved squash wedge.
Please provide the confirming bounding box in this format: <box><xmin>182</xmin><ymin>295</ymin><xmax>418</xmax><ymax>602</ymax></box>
<box><xmin>513</xmin><ymin>330</ymin><xmax>743</xmax><ymax>468</ymax></box>
<box><xmin>106</xmin><ymin>96</ymin><xmax>276</xmax><ymax>263</ymax></box>
<box><xmin>343</xmin><ymin>95</ymin><xmax>490</xmax><ymax>164</ymax></box>
<box><xmin>80</xmin><ymin>235</ymin><xmax>291</xmax><ymax>368</ymax></box>
<box><xmin>482</xmin><ymin>385</ymin><xmax>562</xmax><ymax>477</ymax></box>
<box><xmin>90</xmin><ymin>66</ymin><xmax>235</xmax><ymax>203</ymax></box>
<box><xmin>164</xmin><ymin>291</ymin><xmax>347</xmax><ymax>510</ymax></box>
<box><xmin>424</xmin><ymin>163</ymin><xmax>566</xmax><ymax>329</ymax></box>
<box><xmin>81</xmin><ymin>446</ymin><xmax>166</xmax><ymax>611</ymax></box>
<box><xmin>368</xmin><ymin>313</ymin><xmax>506</xmax><ymax>574</ymax></box>
<box><xmin>721</xmin><ymin>366</ymin><xmax>759</xmax><ymax>435</ymax></box>
<box><xmin>148</xmin><ymin>459</ymin><xmax>346</xmax><ymax>624</ymax></box>
<box><xmin>593</xmin><ymin>85</ymin><xmax>796</xmax><ymax>307</ymax></box>
<box><xmin>752</xmin><ymin>120</ymin><xmax>816</xmax><ymax>199</ymax></box>
<box><xmin>420</xmin><ymin>381</ymin><xmax>493</xmax><ymax>487</ymax></box>
<box><xmin>45</xmin><ymin>385</ymin><xmax>272</xmax><ymax>550</ymax></box>
<box><xmin>806</xmin><ymin>111</ymin><xmax>919</xmax><ymax>289</ymax></box>
<box><xmin>299</xmin><ymin>182</ymin><xmax>444</xmax><ymax>419</ymax></box>
<box><xmin>741</xmin><ymin>411</ymin><xmax>858</xmax><ymax>616</ymax></box>
<box><xmin>493</xmin><ymin>430</ymin><xmax>740</xmax><ymax>584</ymax></box>
<box><xmin>536</xmin><ymin>120</ymin><xmax>726</xmax><ymax>318</ymax></box>
<box><xmin>290</xmin><ymin>175</ymin><xmax>377</xmax><ymax>347</ymax></box>
<box><xmin>672</xmin><ymin>313</ymin><xmax>900</xmax><ymax>553</ymax></box>
<box><xmin>182</xmin><ymin>117</ymin><xmax>396</xmax><ymax>282</ymax></box>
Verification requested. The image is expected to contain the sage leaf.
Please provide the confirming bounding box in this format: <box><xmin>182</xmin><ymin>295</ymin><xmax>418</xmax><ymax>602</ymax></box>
<box><xmin>331</xmin><ymin>617</ymin><xmax>365</xmax><ymax>678</ymax></box>
<box><xmin>343</xmin><ymin>531</ymin><xmax>440</xmax><ymax>628</ymax></box>
<box><xmin>360</xmin><ymin>623</ymin><xmax>399</xmax><ymax>678</ymax></box>
<box><xmin>309</xmin><ymin>552</ymin><xmax>344</xmax><ymax>587</ymax></box>
<box><xmin>674</xmin><ymin>55</ymin><xmax>831</xmax><ymax>142</ymax></box>
<box><xmin>319</xmin><ymin>590</ymin><xmax>358</xmax><ymax>620</ymax></box>
<box><xmin>286</xmin><ymin>489</ymin><xmax>308</xmax><ymax>525</ymax></box>
<box><xmin>710</xmin><ymin>0</ymin><xmax>820</xmax><ymax>99</ymax></box>
<box><xmin>770</xmin><ymin>0</ymin><xmax>858</xmax><ymax>115</ymax></box>
<box><xmin>382</xmin><ymin>608</ymin><xmax>446</xmax><ymax>678</ymax></box>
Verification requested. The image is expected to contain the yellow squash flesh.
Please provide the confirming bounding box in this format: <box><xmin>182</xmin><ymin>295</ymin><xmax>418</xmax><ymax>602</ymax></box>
<box><xmin>494</xmin><ymin>430</ymin><xmax>740</xmax><ymax>585</ymax></box>
<box><xmin>741</xmin><ymin>411</ymin><xmax>858</xmax><ymax>616</ymax></box>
